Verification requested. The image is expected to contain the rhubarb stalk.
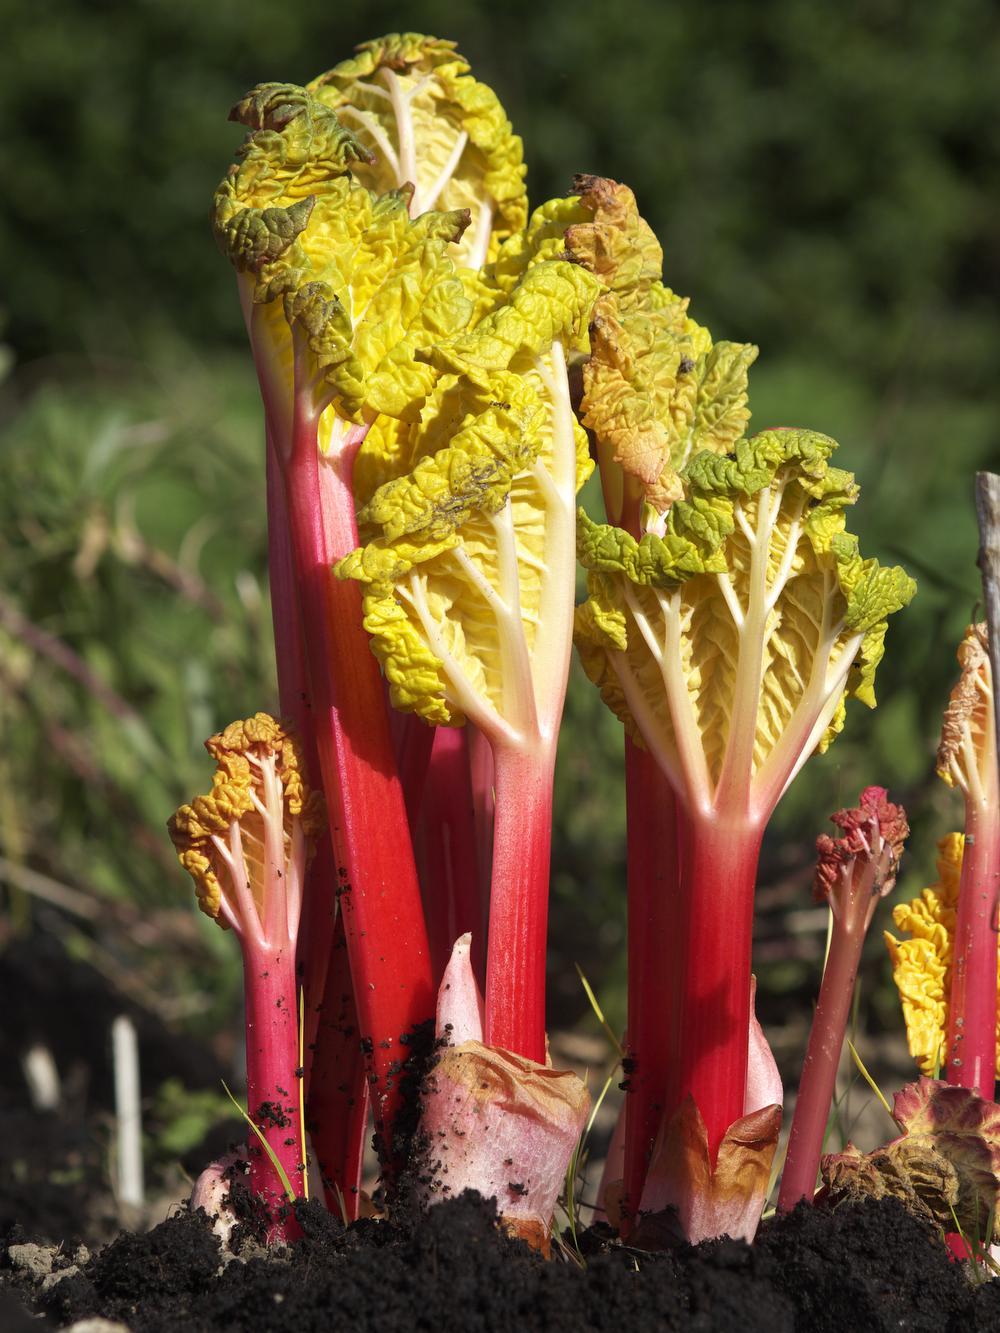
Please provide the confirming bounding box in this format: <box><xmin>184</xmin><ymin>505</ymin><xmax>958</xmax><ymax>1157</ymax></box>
<box><xmin>306</xmin><ymin>912</ymin><xmax>370</xmax><ymax>1219</ymax></box>
<box><xmin>168</xmin><ymin>714</ymin><xmax>324</xmax><ymax>1232</ymax></box>
<box><xmin>284</xmin><ymin>381</ymin><xmax>434</xmax><ymax>1150</ymax></box>
<box><xmin>212</xmin><ymin>92</ymin><xmax>497</xmax><ymax>1159</ymax></box>
<box><xmin>622</xmin><ymin>741</ymin><xmax>680</xmax><ymax>1213</ymax></box>
<box><xmin>667</xmin><ymin>811</ymin><xmax>765</xmax><ymax>1156</ymax></box>
<box><xmin>778</xmin><ymin>787</ymin><xmax>908</xmax><ymax>1211</ymax></box>
<box><xmin>414</xmin><ymin>725</ymin><xmax>486</xmax><ymax>983</ymax></box>
<box><xmin>936</xmin><ymin>624</ymin><xmax>1000</xmax><ymax>1095</ymax></box>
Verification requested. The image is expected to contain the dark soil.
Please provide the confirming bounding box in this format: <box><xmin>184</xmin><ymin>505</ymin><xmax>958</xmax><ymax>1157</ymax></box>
<box><xmin>3</xmin><ymin>1193</ymin><xmax>999</xmax><ymax>1332</ymax></box>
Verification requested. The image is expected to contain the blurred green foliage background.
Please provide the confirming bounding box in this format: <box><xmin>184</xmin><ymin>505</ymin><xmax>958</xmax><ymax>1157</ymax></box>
<box><xmin>2</xmin><ymin>0</ymin><xmax>998</xmax><ymax>1061</ymax></box>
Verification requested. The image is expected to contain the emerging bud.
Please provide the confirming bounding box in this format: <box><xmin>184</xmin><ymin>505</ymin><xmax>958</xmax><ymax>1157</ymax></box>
<box><xmin>418</xmin><ymin>934</ymin><xmax>589</xmax><ymax>1255</ymax></box>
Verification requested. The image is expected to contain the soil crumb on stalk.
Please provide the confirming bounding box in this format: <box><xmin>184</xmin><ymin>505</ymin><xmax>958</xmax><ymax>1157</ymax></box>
<box><xmin>2</xmin><ymin>1195</ymin><xmax>998</xmax><ymax>1332</ymax></box>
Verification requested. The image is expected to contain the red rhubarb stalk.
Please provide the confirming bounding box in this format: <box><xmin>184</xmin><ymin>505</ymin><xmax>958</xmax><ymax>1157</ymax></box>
<box><xmin>778</xmin><ymin>787</ymin><xmax>908</xmax><ymax>1210</ymax></box>
<box><xmin>666</xmin><ymin>810</ymin><xmax>764</xmax><ymax>1159</ymax></box>
<box><xmin>622</xmin><ymin>739</ymin><xmax>681</xmax><ymax>1217</ymax></box>
<box><xmin>266</xmin><ymin>431</ymin><xmax>332</xmax><ymax>1067</ymax></box>
<box><xmin>467</xmin><ymin>723</ymin><xmax>496</xmax><ymax>950</ymax></box>
<box><xmin>307</xmin><ymin>912</ymin><xmax>370</xmax><ymax>1219</ymax></box>
<box><xmin>394</xmin><ymin>712</ymin><xmax>436</xmax><ymax>829</ymax></box>
<box><xmin>284</xmin><ymin>382</ymin><xmax>433</xmax><ymax>1157</ymax></box>
<box><xmin>483</xmin><ymin>740</ymin><xmax>557</xmax><ymax>1063</ymax></box>
<box><xmin>266</xmin><ymin>428</ymin><xmax>371</xmax><ymax>1202</ymax></box>
<box><xmin>242</xmin><ymin>940</ymin><xmax>304</xmax><ymax>1222</ymax></box>
<box><xmin>414</xmin><ymin>726</ymin><xmax>485</xmax><ymax>982</ymax></box>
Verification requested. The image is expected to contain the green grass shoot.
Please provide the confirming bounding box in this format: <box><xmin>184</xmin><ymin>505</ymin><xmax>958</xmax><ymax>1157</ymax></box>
<box><xmin>220</xmin><ymin>1079</ymin><xmax>297</xmax><ymax>1203</ymax></box>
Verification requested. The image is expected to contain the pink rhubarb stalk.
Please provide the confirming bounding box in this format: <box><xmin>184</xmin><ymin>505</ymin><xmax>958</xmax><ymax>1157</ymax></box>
<box><xmin>945</xmin><ymin>799</ymin><xmax>1000</xmax><ymax>1094</ymax></box>
<box><xmin>483</xmin><ymin>741</ymin><xmax>557</xmax><ymax>1062</ymax></box>
<box><xmin>778</xmin><ymin>787</ymin><xmax>908</xmax><ymax>1211</ymax></box>
<box><xmin>937</xmin><ymin>625</ymin><xmax>1000</xmax><ymax>1095</ymax></box>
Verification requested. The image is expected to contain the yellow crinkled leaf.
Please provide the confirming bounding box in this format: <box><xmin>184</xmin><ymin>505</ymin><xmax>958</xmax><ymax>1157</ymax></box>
<box><xmin>884</xmin><ymin>834</ymin><xmax>1000</xmax><ymax>1078</ymax></box>
<box><xmin>357</xmin><ymin>585</ymin><xmax>455</xmax><ymax>726</ymax></box>
<box><xmin>424</xmin><ymin>260</ymin><xmax>602</xmax><ymax>382</ymax></box>
<box><xmin>340</xmin><ymin>337</ymin><xmax>594</xmax><ymax>735</ymax></box>
<box><xmin>168</xmin><ymin>713</ymin><xmax>323</xmax><ymax>930</ymax></box>
<box><xmin>309</xmin><ymin>33</ymin><xmax>527</xmax><ymax>268</ymax></box>
<box><xmin>358</xmin><ymin>375</ymin><xmax>547</xmax><ymax>543</ymax></box>
<box><xmin>490</xmin><ymin>195</ymin><xmax>591</xmax><ymax>295</ymax></box>
<box><xmin>564</xmin><ymin>174</ymin><xmax>664</xmax><ymax>310</ymax></box>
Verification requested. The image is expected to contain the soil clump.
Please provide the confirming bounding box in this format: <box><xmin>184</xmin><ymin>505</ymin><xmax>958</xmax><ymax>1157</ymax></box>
<box><xmin>3</xmin><ymin>1193</ymin><xmax>999</xmax><ymax>1332</ymax></box>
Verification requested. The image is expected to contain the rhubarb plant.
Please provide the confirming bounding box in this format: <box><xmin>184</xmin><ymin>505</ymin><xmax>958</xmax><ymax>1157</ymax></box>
<box><xmin>213</xmin><ymin>79</ymin><xmax>485</xmax><ymax>1154</ymax></box>
<box><xmin>778</xmin><ymin>787</ymin><xmax>909</xmax><ymax>1211</ymax></box>
<box><xmin>338</xmin><ymin>244</ymin><xmax>601</xmax><ymax>1063</ymax></box>
<box><xmin>575</xmin><ymin>430</ymin><xmax>916</xmax><ymax>1163</ymax></box>
<box><xmin>169</xmin><ymin>714</ymin><xmax>324</xmax><ymax>1232</ymax></box>
<box><xmin>563</xmin><ymin>174</ymin><xmax>759</xmax><ymax>1218</ymax></box>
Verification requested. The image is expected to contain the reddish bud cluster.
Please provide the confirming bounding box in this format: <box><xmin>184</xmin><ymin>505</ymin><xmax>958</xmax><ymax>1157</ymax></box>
<box><xmin>813</xmin><ymin>786</ymin><xmax>909</xmax><ymax>908</ymax></box>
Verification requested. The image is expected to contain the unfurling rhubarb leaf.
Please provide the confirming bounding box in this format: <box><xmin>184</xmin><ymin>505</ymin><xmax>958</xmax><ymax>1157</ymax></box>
<box><xmin>308</xmin><ymin>33</ymin><xmax>527</xmax><ymax>269</ymax></box>
<box><xmin>821</xmin><ymin>1077</ymin><xmax>1000</xmax><ymax>1237</ymax></box>
<box><xmin>418</xmin><ymin>935</ymin><xmax>590</xmax><ymax>1254</ymax></box>
<box><xmin>937</xmin><ymin>623</ymin><xmax>995</xmax><ymax>797</ymax></box>
<box><xmin>575</xmin><ymin>430</ymin><xmax>915</xmax><ymax>824</ymax></box>
<box><xmin>564</xmin><ymin>175</ymin><xmax>757</xmax><ymax>523</ymax></box>
<box><xmin>214</xmin><ymin>80</ymin><xmax>474</xmax><ymax>449</ymax></box>
<box><xmin>168</xmin><ymin>713</ymin><xmax>324</xmax><ymax>939</ymax></box>
<box><xmin>169</xmin><ymin>714</ymin><xmax>324</xmax><ymax>1233</ymax></box>
<box><xmin>813</xmin><ymin>785</ymin><xmax>908</xmax><ymax>917</ymax></box>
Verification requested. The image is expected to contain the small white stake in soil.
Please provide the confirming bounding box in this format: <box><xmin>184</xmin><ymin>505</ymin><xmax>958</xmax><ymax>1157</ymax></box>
<box><xmin>112</xmin><ymin>1014</ymin><xmax>144</xmax><ymax>1209</ymax></box>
